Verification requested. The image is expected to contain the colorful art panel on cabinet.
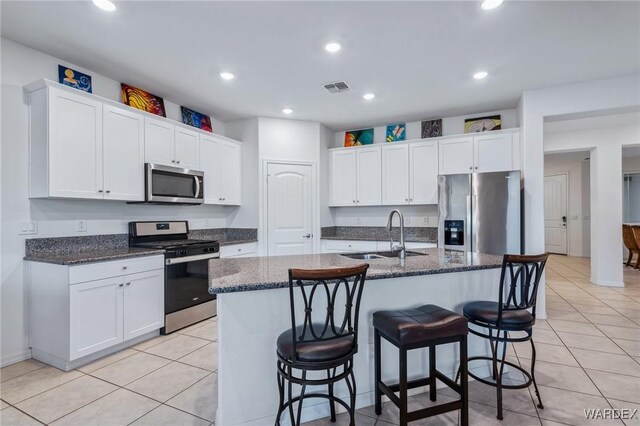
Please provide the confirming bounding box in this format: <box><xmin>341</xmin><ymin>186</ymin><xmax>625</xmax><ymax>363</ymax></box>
<box><xmin>58</xmin><ymin>65</ymin><xmax>92</xmax><ymax>93</ymax></box>
<box><xmin>181</xmin><ymin>107</ymin><xmax>213</xmax><ymax>132</ymax></box>
<box><xmin>386</xmin><ymin>123</ymin><xmax>406</xmax><ymax>142</ymax></box>
<box><xmin>344</xmin><ymin>128</ymin><xmax>374</xmax><ymax>147</ymax></box>
<box><xmin>121</xmin><ymin>84</ymin><xmax>166</xmax><ymax>117</ymax></box>
<box><xmin>464</xmin><ymin>114</ymin><xmax>501</xmax><ymax>133</ymax></box>
<box><xmin>421</xmin><ymin>119</ymin><xmax>442</xmax><ymax>138</ymax></box>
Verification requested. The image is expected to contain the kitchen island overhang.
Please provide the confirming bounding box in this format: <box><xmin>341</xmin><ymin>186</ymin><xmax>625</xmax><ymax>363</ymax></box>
<box><xmin>210</xmin><ymin>249</ymin><xmax>505</xmax><ymax>425</ymax></box>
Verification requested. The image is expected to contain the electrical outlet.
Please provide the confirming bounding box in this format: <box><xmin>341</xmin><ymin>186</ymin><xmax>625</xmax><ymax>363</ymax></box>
<box><xmin>77</xmin><ymin>220</ymin><xmax>87</xmax><ymax>233</ymax></box>
<box><xmin>423</xmin><ymin>217</ymin><xmax>429</xmax><ymax>225</ymax></box>
<box><xmin>19</xmin><ymin>221</ymin><xmax>38</xmax><ymax>235</ymax></box>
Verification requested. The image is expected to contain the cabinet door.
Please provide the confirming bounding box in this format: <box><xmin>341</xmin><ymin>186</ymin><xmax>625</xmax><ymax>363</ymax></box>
<box><xmin>356</xmin><ymin>147</ymin><xmax>382</xmax><ymax>205</ymax></box>
<box><xmin>144</xmin><ymin>117</ymin><xmax>175</xmax><ymax>166</ymax></box>
<box><xmin>70</xmin><ymin>277</ymin><xmax>123</xmax><ymax>360</ymax></box>
<box><xmin>219</xmin><ymin>141</ymin><xmax>242</xmax><ymax>205</ymax></box>
<box><xmin>103</xmin><ymin>105</ymin><xmax>145</xmax><ymax>201</ymax></box>
<box><xmin>330</xmin><ymin>150</ymin><xmax>356</xmax><ymax>206</ymax></box>
<box><xmin>382</xmin><ymin>144</ymin><xmax>409</xmax><ymax>205</ymax></box>
<box><xmin>200</xmin><ymin>135</ymin><xmax>221</xmax><ymax>204</ymax></box>
<box><xmin>473</xmin><ymin>133</ymin><xmax>513</xmax><ymax>172</ymax></box>
<box><xmin>48</xmin><ymin>88</ymin><xmax>103</xmax><ymax>199</ymax></box>
<box><xmin>410</xmin><ymin>141</ymin><xmax>439</xmax><ymax>205</ymax></box>
<box><xmin>123</xmin><ymin>269</ymin><xmax>164</xmax><ymax>341</ymax></box>
<box><xmin>174</xmin><ymin>127</ymin><xmax>200</xmax><ymax>169</ymax></box>
<box><xmin>438</xmin><ymin>137</ymin><xmax>474</xmax><ymax>175</ymax></box>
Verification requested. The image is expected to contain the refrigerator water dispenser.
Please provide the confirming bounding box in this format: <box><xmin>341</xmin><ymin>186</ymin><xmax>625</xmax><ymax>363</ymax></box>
<box><xmin>444</xmin><ymin>220</ymin><xmax>465</xmax><ymax>246</ymax></box>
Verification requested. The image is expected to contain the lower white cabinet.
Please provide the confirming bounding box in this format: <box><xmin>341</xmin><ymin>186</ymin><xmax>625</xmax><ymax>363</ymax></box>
<box><xmin>29</xmin><ymin>255</ymin><xmax>164</xmax><ymax>370</ymax></box>
<box><xmin>220</xmin><ymin>242</ymin><xmax>258</xmax><ymax>258</ymax></box>
<box><xmin>321</xmin><ymin>239</ymin><xmax>436</xmax><ymax>253</ymax></box>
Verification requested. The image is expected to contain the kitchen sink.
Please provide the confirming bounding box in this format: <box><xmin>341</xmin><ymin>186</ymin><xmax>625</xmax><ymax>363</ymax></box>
<box><xmin>340</xmin><ymin>250</ymin><xmax>428</xmax><ymax>260</ymax></box>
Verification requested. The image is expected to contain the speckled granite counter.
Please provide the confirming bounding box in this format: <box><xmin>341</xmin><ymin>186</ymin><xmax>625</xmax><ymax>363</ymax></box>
<box><xmin>209</xmin><ymin>248</ymin><xmax>502</xmax><ymax>294</ymax></box>
<box><xmin>320</xmin><ymin>226</ymin><xmax>437</xmax><ymax>243</ymax></box>
<box><xmin>24</xmin><ymin>247</ymin><xmax>165</xmax><ymax>265</ymax></box>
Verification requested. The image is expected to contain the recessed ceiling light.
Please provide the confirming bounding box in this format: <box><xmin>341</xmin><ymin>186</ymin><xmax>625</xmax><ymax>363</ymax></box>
<box><xmin>473</xmin><ymin>71</ymin><xmax>488</xmax><ymax>80</ymax></box>
<box><xmin>219</xmin><ymin>72</ymin><xmax>235</xmax><ymax>80</ymax></box>
<box><xmin>92</xmin><ymin>0</ymin><xmax>116</xmax><ymax>11</ymax></box>
<box><xmin>363</xmin><ymin>93</ymin><xmax>375</xmax><ymax>100</ymax></box>
<box><xmin>324</xmin><ymin>42</ymin><xmax>342</xmax><ymax>53</ymax></box>
<box><xmin>282</xmin><ymin>108</ymin><xmax>294</xmax><ymax>114</ymax></box>
<box><xmin>481</xmin><ymin>0</ymin><xmax>504</xmax><ymax>11</ymax></box>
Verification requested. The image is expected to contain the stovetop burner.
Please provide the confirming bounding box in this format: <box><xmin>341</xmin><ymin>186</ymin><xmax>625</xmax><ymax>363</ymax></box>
<box><xmin>128</xmin><ymin>221</ymin><xmax>220</xmax><ymax>258</ymax></box>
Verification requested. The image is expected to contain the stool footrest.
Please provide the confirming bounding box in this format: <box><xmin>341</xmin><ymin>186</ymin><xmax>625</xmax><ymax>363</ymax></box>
<box><xmin>377</xmin><ymin>380</ymin><xmax>401</xmax><ymax>407</ymax></box>
<box><xmin>435</xmin><ymin>371</ymin><xmax>462</xmax><ymax>394</ymax></box>
<box><xmin>385</xmin><ymin>376</ymin><xmax>433</xmax><ymax>393</ymax></box>
<box><xmin>408</xmin><ymin>401</ymin><xmax>463</xmax><ymax>422</ymax></box>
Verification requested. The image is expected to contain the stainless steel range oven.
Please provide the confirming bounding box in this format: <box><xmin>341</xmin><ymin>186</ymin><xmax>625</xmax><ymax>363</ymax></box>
<box><xmin>129</xmin><ymin>221</ymin><xmax>219</xmax><ymax>333</ymax></box>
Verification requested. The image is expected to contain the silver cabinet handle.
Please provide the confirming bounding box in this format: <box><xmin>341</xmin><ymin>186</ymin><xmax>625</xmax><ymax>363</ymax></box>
<box><xmin>122</xmin><ymin>266</ymin><xmax>128</xmax><ymax>270</ymax></box>
<box><xmin>303</xmin><ymin>234</ymin><xmax>312</xmax><ymax>238</ymax></box>
<box><xmin>125</xmin><ymin>282</ymin><xmax>131</xmax><ymax>286</ymax></box>
<box><xmin>98</xmin><ymin>189</ymin><xmax>103</xmax><ymax>193</ymax></box>
<box><xmin>177</xmin><ymin>160</ymin><xmax>181</xmax><ymax>164</ymax></box>
<box><xmin>237</xmin><ymin>248</ymin><xmax>242</xmax><ymax>251</ymax></box>
<box><xmin>105</xmin><ymin>190</ymin><xmax>111</xmax><ymax>194</ymax></box>
<box><xmin>118</xmin><ymin>283</ymin><xmax>124</xmax><ymax>287</ymax></box>
<box><xmin>172</xmin><ymin>160</ymin><xmax>176</xmax><ymax>163</ymax></box>
<box><xmin>194</xmin><ymin>176</ymin><xmax>201</xmax><ymax>198</ymax></box>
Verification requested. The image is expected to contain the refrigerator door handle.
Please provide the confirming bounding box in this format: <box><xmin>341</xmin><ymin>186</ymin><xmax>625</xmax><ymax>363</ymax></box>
<box><xmin>466</xmin><ymin>194</ymin><xmax>472</xmax><ymax>253</ymax></box>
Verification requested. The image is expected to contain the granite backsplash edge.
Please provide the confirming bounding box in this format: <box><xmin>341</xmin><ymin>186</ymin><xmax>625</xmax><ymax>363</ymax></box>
<box><xmin>321</xmin><ymin>226</ymin><xmax>437</xmax><ymax>243</ymax></box>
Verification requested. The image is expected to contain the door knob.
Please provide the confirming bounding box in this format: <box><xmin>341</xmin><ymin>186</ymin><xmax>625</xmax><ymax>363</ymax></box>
<box><xmin>303</xmin><ymin>234</ymin><xmax>312</xmax><ymax>238</ymax></box>
<box><xmin>125</xmin><ymin>282</ymin><xmax>131</xmax><ymax>286</ymax></box>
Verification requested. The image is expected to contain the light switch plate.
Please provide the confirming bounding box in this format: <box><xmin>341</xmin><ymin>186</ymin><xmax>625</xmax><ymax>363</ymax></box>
<box><xmin>77</xmin><ymin>220</ymin><xmax>87</xmax><ymax>233</ymax></box>
<box><xmin>19</xmin><ymin>221</ymin><xmax>38</xmax><ymax>235</ymax></box>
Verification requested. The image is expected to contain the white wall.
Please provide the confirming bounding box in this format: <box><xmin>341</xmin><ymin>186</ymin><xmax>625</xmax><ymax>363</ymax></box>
<box><xmin>0</xmin><ymin>38</ymin><xmax>233</xmax><ymax>365</ymax></box>
<box><xmin>333</xmin><ymin>108</ymin><xmax>518</xmax><ymax>147</ymax></box>
<box><xmin>225</xmin><ymin>118</ymin><xmax>259</xmax><ymax>229</ymax></box>
<box><xmin>330</xmin><ymin>205</ymin><xmax>439</xmax><ymax>228</ymax></box>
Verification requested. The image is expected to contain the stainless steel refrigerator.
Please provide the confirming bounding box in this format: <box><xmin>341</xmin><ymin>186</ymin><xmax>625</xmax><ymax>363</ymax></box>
<box><xmin>438</xmin><ymin>171</ymin><xmax>522</xmax><ymax>256</ymax></box>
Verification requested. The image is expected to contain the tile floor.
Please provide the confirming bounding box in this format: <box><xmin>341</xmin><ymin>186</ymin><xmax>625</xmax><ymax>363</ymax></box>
<box><xmin>1</xmin><ymin>256</ymin><xmax>639</xmax><ymax>425</ymax></box>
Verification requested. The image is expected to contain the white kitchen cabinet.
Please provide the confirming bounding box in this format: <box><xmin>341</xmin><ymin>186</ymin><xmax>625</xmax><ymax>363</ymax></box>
<box><xmin>439</xmin><ymin>131</ymin><xmax>519</xmax><ymax>175</ymax></box>
<box><xmin>409</xmin><ymin>140</ymin><xmax>439</xmax><ymax>205</ymax></box>
<box><xmin>382</xmin><ymin>144</ymin><xmax>410</xmax><ymax>205</ymax></box>
<box><xmin>321</xmin><ymin>240</ymin><xmax>378</xmax><ymax>253</ymax></box>
<box><xmin>220</xmin><ymin>241</ymin><xmax>258</xmax><ymax>258</ymax></box>
<box><xmin>102</xmin><ymin>104</ymin><xmax>145</xmax><ymax>201</ymax></box>
<box><xmin>174</xmin><ymin>126</ymin><xmax>200</xmax><ymax>169</ymax></box>
<box><xmin>29</xmin><ymin>255</ymin><xmax>165</xmax><ymax>370</ymax></box>
<box><xmin>200</xmin><ymin>134</ymin><xmax>242</xmax><ymax>205</ymax></box>
<box><xmin>473</xmin><ymin>132</ymin><xmax>513</xmax><ymax>173</ymax></box>
<box><xmin>144</xmin><ymin>117</ymin><xmax>175</xmax><ymax>167</ymax></box>
<box><xmin>439</xmin><ymin>136</ymin><xmax>474</xmax><ymax>175</ymax></box>
<box><xmin>329</xmin><ymin>146</ymin><xmax>381</xmax><ymax>206</ymax></box>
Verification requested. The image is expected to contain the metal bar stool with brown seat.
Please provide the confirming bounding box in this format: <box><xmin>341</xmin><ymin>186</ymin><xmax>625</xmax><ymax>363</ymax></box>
<box><xmin>373</xmin><ymin>305</ymin><xmax>469</xmax><ymax>426</ymax></box>
<box><xmin>623</xmin><ymin>224</ymin><xmax>640</xmax><ymax>269</ymax></box>
<box><xmin>460</xmin><ymin>253</ymin><xmax>549</xmax><ymax>420</ymax></box>
<box><xmin>275</xmin><ymin>264</ymin><xmax>369</xmax><ymax>426</ymax></box>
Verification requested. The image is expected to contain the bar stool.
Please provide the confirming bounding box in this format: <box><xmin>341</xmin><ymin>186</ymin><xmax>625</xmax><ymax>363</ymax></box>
<box><xmin>461</xmin><ymin>253</ymin><xmax>549</xmax><ymax>420</ymax></box>
<box><xmin>275</xmin><ymin>264</ymin><xmax>369</xmax><ymax>426</ymax></box>
<box><xmin>373</xmin><ymin>304</ymin><xmax>469</xmax><ymax>426</ymax></box>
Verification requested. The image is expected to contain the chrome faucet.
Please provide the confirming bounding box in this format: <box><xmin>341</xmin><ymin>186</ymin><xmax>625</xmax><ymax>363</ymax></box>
<box><xmin>386</xmin><ymin>209</ymin><xmax>406</xmax><ymax>260</ymax></box>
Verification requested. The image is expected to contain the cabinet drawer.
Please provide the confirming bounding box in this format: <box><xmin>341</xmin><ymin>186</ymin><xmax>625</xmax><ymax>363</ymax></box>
<box><xmin>220</xmin><ymin>242</ymin><xmax>257</xmax><ymax>258</ymax></box>
<box><xmin>323</xmin><ymin>240</ymin><xmax>377</xmax><ymax>252</ymax></box>
<box><xmin>69</xmin><ymin>255</ymin><xmax>165</xmax><ymax>284</ymax></box>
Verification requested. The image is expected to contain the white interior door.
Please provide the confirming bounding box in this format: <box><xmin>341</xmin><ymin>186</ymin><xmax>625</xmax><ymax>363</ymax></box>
<box><xmin>544</xmin><ymin>174</ymin><xmax>568</xmax><ymax>254</ymax></box>
<box><xmin>267</xmin><ymin>163</ymin><xmax>314</xmax><ymax>256</ymax></box>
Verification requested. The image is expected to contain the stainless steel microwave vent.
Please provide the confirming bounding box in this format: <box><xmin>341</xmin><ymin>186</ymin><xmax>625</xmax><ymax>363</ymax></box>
<box><xmin>323</xmin><ymin>81</ymin><xmax>352</xmax><ymax>94</ymax></box>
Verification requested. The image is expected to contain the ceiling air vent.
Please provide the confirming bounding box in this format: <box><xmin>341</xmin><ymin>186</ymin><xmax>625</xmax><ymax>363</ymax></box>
<box><xmin>323</xmin><ymin>81</ymin><xmax>352</xmax><ymax>94</ymax></box>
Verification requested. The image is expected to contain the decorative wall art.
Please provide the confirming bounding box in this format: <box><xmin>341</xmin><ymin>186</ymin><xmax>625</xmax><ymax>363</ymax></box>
<box><xmin>464</xmin><ymin>114</ymin><xmax>501</xmax><ymax>133</ymax></box>
<box><xmin>58</xmin><ymin>65</ymin><xmax>92</xmax><ymax>93</ymax></box>
<box><xmin>421</xmin><ymin>119</ymin><xmax>442</xmax><ymax>138</ymax></box>
<box><xmin>181</xmin><ymin>107</ymin><xmax>213</xmax><ymax>132</ymax></box>
<box><xmin>121</xmin><ymin>83</ymin><xmax>166</xmax><ymax>117</ymax></box>
<box><xmin>344</xmin><ymin>128</ymin><xmax>374</xmax><ymax>147</ymax></box>
<box><xmin>386</xmin><ymin>123</ymin><xmax>406</xmax><ymax>142</ymax></box>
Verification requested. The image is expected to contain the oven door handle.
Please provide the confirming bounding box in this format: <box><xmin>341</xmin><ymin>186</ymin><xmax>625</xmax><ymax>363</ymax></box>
<box><xmin>194</xmin><ymin>175</ymin><xmax>201</xmax><ymax>199</ymax></box>
<box><xmin>165</xmin><ymin>253</ymin><xmax>220</xmax><ymax>265</ymax></box>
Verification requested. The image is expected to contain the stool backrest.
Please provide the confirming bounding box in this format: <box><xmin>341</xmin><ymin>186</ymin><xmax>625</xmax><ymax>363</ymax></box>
<box><xmin>498</xmin><ymin>253</ymin><xmax>549</xmax><ymax>323</ymax></box>
<box><xmin>623</xmin><ymin>225</ymin><xmax>640</xmax><ymax>251</ymax></box>
<box><xmin>287</xmin><ymin>264</ymin><xmax>369</xmax><ymax>361</ymax></box>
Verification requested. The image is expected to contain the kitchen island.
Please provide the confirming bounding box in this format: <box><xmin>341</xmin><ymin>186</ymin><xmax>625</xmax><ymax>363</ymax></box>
<box><xmin>209</xmin><ymin>248</ymin><xmax>504</xmax><ymax>425</ymax></box>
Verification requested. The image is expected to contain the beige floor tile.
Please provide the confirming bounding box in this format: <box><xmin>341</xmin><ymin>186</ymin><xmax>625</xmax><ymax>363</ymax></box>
<box><xmin>585</xmin><ymin>369</ymin><xmax>640</xmax><ymax>404</ymax></box>
<box><xmin>584</xmin><ymin>313</ymin><xmax>640</xmax><ymax>328</ymax></box>
<box><xmin>178</xmin><ymin>342</ymin><xmax>218</xmax><ymax>372</ymax></box>
<box><xmin>166</xmin><ymin>373</ymin><xmax>217</xmax><ymax>422</ymax></box>
<box><xmin>607</xmin><ymin>399</ymin><xmax>640</xmax><ymax>426</ymax></box>
<box><xmin>15</xmin><ymin>375</ymin><xmax>117</xmax><ymax>424</ymax></box>
<box><xmin>143</xmin><ymin>334</ymin><xmax>210</xmax><ymax>360</ymax></box>
<box><xmin>532</xmin><ymin>329</ymin><xmax>564</xmax><ymax>346</ymax></box>
<box><xmin>0</xmin><ymin>367</ymin><xmax>83</xmax><ymax>405</ymax></box>
<box><xmin>131</xmin><ymin>333</ymin><xmax>179</xmax><ymax>351</ymax></box>
<box><xmin>1</xmin><ymin>400</ymin><xmax>9</xmax><ymax>409</ymax></box>
<box><xmin>532</xmin><ymin>360</ymin><xmax>600</xmax><ymax>395</ymax></box>
<box><xmin>597</xmin><ymin>325</ymin><xmax>640</xmax><ymax>341</ymax></box>
<box><xmin>177</xmin><ymin>319</ymin><xmax>215</xmax><ymax>335</ymax></box>
<box><xmin>614</xmin><ymin>307</ymin><xmax>640</xmax><ymax>319</ymax></box>
<box><xmin>90</xmin><ymin>351</ymin><xmax>170</xmax><ymax>386</ymax></box>
<box><xmin>536</xmin><ymin>385</ymin><xmax>621</xmax><ymax>425</ymax></box>
<box><xmin>514</xmin><ymin>341</ymin><xmax>580</xmax><ymax>367</ymax></box>
<box><xmin>546</xmin><ymin>310</ymin><xmax>588</xmax><ymax>322</ymax></box>
<box><xmin>534</xmin><ymin>319</ymin><xmax>552</xmax><ymax>330</ymax></box>
<box><xmin>181</xmin><ymin>321</ymin><xmax>218</xmax><ymax>341</ymax></box>
<box><xmin>130</xmin><ymin>403</ymin><xmax>210</xmax><ymax>426</ymax></box>
<box><xmin>548</xmin><ymin>319</ymin><xmax>605</xmax><ymax>336</ymax></box>
<box><xmin>302</xmin><ymin>411</ymin><xmax>378</xmax><ymax>425</ymax></box>
<box><xmin>569</xmin><ymin>348</ymin><xmax>640</xmax><ymax>377</ymax></box>
<box><xmin>0</xmin><ymin>360</ymin><xmax>46</xmax><ymax>383</ymax></box>
<box><xmin>77</xmin><ymin>348</ymin><xmax>138</xmax><ymax>373</ymax></box>
<box><xmin>546</xmin><ymin>302</ymin><xmax>577</xmax><ymax>312</ymax></box>
<box><xmin>126</xmin><ymin>362</ymin><xmax>209</xmax><ymax>402</ymax></box>
<box><xmin>51</xmin><ymin>388</ymin><xmax>159</xmax><ymax>426</ymax></box>
<box><xmin>0</xmin><ymin>406</ymin><xmax>43</xmax><ymax>425</ymax></box>
<box><xmin>613</xmin><ymin>339</ymin><xmax>640</xmax><ymax>356</ymax></box>
<box><xmin>557</xmin><ymin>332</ymin><xmax>626</xmax><ymax>354</ymax></box>
<box><xmin>572</xmin><ymin>304</ymin><xmax>621</xmax><ymax>316</ymax></box>
<box><xmin>467</xmin><ymin>401</ymin><xmax>541</xmax><ymax>425</ymax></box>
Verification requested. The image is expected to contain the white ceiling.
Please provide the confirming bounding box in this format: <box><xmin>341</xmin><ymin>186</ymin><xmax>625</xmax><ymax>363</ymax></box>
<box><xmin>2</xmin><ymin>1</ymin><xmax>639</xmax><ymax>130</ymax></box>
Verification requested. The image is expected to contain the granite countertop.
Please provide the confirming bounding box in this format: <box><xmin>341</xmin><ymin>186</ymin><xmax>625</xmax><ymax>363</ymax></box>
<box><xmin>209</xmin><ymin>248</ymin><xmax>503</xmax><ymax>294</ymax></box>
<box><xmin>24</xmin><ymin>247</ymin><xmax>165</xmax><ymax>266</ymax></box>
<box><xmin>320</xmin><ymin>226</ymin><xmax>437</xmax><ymax>243</ymax></box>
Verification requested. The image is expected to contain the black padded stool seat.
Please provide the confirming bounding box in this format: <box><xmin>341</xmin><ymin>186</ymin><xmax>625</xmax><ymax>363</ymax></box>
<box><xmin>373</xmin><ymin>304</ymin><xmax>469</xmax><ymax>426</ymax></box>
<box><xmin>373</xmin><ymin>304</ymin><xmax>468</xmax><ymax>346</ymax></box>
<box><xmin>276</xmin><ymin>325</ymin><xmax>354</xmax><ymax>362</ymax></box>
<box><xmin>463</xmin><ymin>301</ymin><xmax>534</xmax><ymax>329</ymax></box>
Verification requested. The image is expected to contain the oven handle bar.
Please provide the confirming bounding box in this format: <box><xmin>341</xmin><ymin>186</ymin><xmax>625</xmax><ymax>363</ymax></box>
<box><xmin>165</xmin><ymin>252</ymin><xmax>220</xmax><ymax>265</ymax></box>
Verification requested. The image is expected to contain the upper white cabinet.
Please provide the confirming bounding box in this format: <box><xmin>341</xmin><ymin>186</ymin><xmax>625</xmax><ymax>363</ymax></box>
<box><xmin>200</xmin><ymin>134</ymin><xmax>242</xmax><ymax>205</ymax></box>
<box><xmin>174</xmin><ymin>126</ymin><xmax>200</xmax><ymax>169</ymax></box>
<box><xmin>382</xmin><ymin>144</ymin><xmax>409</xmax><ymax>205</ymax></box>
<box><xmin>145</xmin><ymin>119</ymin><xmax>200</xmax><ymax>169</ymax></box>
<box><xmin>330</xmin><ymin>146</ymin><xmax>381</xmax><ymax>206</ymax></box>
<box><xmin>439</xmin><ymin>131</ymin><xmax>519</xmax><ymax>175</ymax></box>
<box><xmin>409</xmin><ymin>140</ymin><xmax>439</xmax><ymax>205</ymax></box>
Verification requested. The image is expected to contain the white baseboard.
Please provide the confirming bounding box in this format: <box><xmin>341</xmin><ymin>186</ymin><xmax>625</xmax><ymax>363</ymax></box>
<box><xmin>590</xmin><ymin>278</ymin><xmax>624</xmax><ymax>288</ymax></box>
<box><xmin>1</xmin><ymin>349</ymin><xmax>32</xmax><ymax>368</ymax></box>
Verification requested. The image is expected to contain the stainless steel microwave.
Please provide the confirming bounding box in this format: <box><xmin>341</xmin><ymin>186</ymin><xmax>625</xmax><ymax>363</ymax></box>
<box><xmin>145</xmin><ymin>163</ymin><xmax>204</xmax><ymax>205</ymax></box>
